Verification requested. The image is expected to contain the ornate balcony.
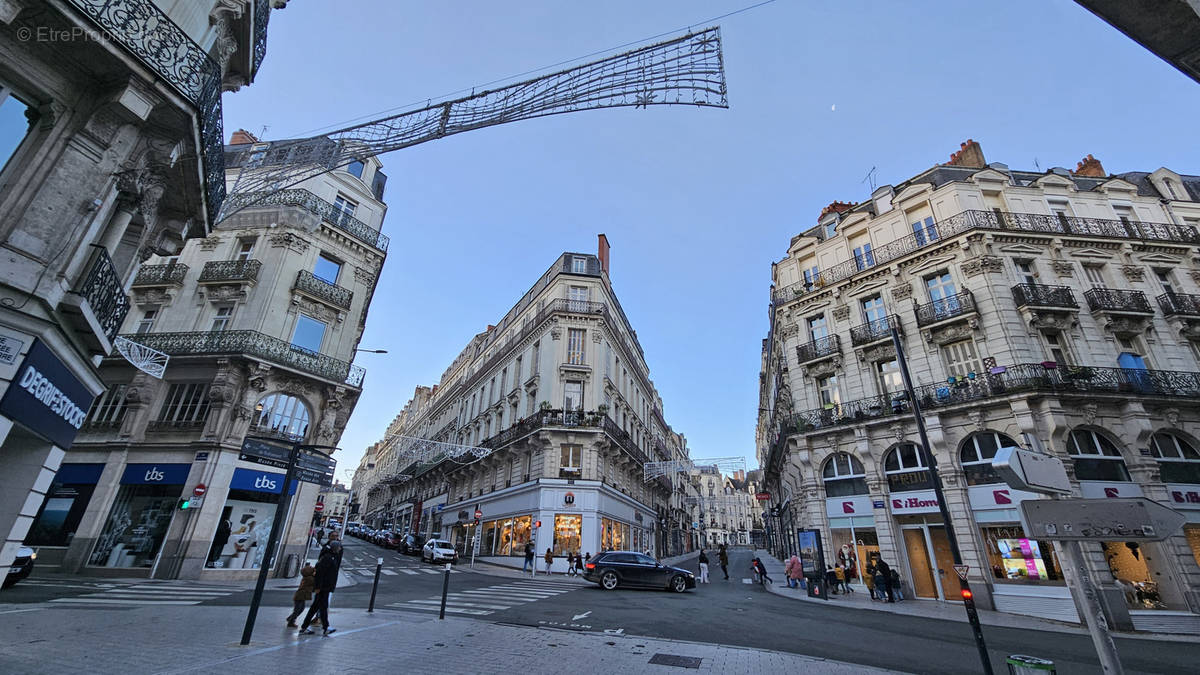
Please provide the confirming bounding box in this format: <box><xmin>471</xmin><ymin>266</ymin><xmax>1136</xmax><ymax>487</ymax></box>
<box><xmin>60</xmin><ymin>246</ymin><xmax>131</xmax><ymax>351</ymax></box>
<box><xmin>124</xmin><ymin>330</ymin><xmax>365</xmax><ymax>387</ymax></box>
<box><xmin>1083</xmin><ymin>288</ymin><xmax>1153</xmax><ymax>314</ymax></box>
<box><xmin>850</xmin><ymin>315</ymin><xmax>901</xmax><ymax>347</ymax></box>
<box><xmin>915</xmin><ymin>290</ymin><xmax>976</xmax><ymax>327</ymax></box>
<box><xmin>1012</xmin><ymin>284</ymin><xmax>1078</xmax><ymax>309</ymax></box>
<box><xmin>796</xmin><ymin>335</ymin><xmax>841</xmax><ymax>363</ymax></box>
<box><xmin>1158</xmin><ymin>293</ymin><xmax>1200</xmax><ymax>317</ymax></box>
<box><xmin>222</xmin><ymin>189</ymin><xmax>389</xmax><ymax>252</ymax></box>
<box><xmin>199</xmin><ymin>259</ymin><xmax>262</xmax><ymax>284</ymax></box>
<box><xmin>132</xmin><ymin>263</ymin><xmax>189</xmax><ymax>288</ymax></box>
<box><xmin>294</xmin><ymin>270</ymin><xmax>352</xmax><ymax>310</ymax></box>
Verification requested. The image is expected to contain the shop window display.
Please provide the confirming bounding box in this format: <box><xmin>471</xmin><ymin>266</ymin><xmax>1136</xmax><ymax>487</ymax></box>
<box><xmin>554</xmin><ymin>514</ymin><xmax>581</xmax><ymax>556</ymax></box>
<box><xmin>482</xmin><ymin>515</ymin><xmax>531</xmax><ymax>555</ymax></box>
<box><xmin>980</xmin><ymin>525</ymin><xmax>1062</xmax><ymax>584</ymax></box>
<box><xmin>208</xmin><ymin>493</ymin><xmax>279</xmax><ymax>569</ymax></box>
<box><xmin>601</xmin><ymin>517</ymin><xmax>630</xmax><ymax>551</ymax></box>
<box><xmin>830</xmin><ymin>528</ymin><xmax>876</xmax><ymax>584</ymax></box>
<box><xmin>26</xmin><ymin>464</ymin><xmax>104</xmax><ymax>547</ymax></box>
<box><xmin>1103</xmin><ymin>541</ymin><xmax>1166</xmax><ymax>609</ymax></box>
<box><xmin>89</xmin><ymin>484</ymin><xmax>181</xmax><ymax>567</ymax></box>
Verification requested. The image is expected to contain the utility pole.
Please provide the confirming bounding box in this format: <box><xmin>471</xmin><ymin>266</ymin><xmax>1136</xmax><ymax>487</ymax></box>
<box><xmin>891</xmin><ymin>326</ymin><xmax>994</xmax><ymax>674</ymax></box>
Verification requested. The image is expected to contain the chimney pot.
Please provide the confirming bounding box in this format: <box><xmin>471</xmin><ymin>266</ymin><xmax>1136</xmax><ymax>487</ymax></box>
<box><xmin>229</xmin><ymin>129</ymin><xmax>259</xmax><ymax>145</ymax></box>
<box><xmin>1072</xmin><ymin>154</ymin><xmax>1105</xmax><ymax>177</ymax></box>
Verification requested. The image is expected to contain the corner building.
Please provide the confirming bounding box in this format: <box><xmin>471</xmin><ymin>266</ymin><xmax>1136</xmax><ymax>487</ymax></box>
<box><xmin>357</xmin><ymin>237</ymin><xmax>686</xmax><ymax>568</ymax></box>
<box><xmin>757</xmin><ymin>140</ymin><xmax>1200</xmax><ymax>632</ymax></box>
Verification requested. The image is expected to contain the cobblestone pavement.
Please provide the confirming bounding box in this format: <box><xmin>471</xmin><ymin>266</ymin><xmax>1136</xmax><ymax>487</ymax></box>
<box><xmin>0</xmin><ymin>602</ymin><xmax>902</xmax><ymax>674</ymax></box>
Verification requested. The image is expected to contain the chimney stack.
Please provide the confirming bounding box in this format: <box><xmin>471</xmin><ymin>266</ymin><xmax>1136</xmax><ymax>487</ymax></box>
<box><xmin>818</xmin><ymin>201</ymin><xmax>854</xmax><ymax>223</ymax></box>
<box><xmin>1073</xmin><ymin>154</ymin><xmax>1105</xmax><ymax>177</ymax></box>
<box><xmin>948</xmin><ymin>139</ymin><xmax>986</xmax><ymax>168</ymax></box>
<box><xmin>229</xmin><ymin>129</ymin><xmax>259</xmax><ymax>145</ymax></box>
<box><xmin>597</xmin><ymin>234</ymin><xmax>610</xmax><ymax>274</ymax></box>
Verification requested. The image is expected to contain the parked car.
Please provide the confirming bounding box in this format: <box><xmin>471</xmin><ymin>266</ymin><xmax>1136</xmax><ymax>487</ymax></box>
<box><xmin>583</xmin><ymin>550</ymin><xmax>695</xmax><ymax>593</ymax></box>
<box><xmin>4</xmin><ymin>546</ymin><xmax>35</xmax><ymax>588</ymax></box>
<box><xmin>422</xmin><ymin>539</ymin><xmax>458</xmax><ymax>564</ymax></box>
<box><xmin>396</xmin><ymin>533</ymin><xmax>421</xmax><ymax>556</ymax></box>
<box><xmin>382</xmin><ymin>531</ymin><xmax>405</xmax><ymax>549</ymax></box>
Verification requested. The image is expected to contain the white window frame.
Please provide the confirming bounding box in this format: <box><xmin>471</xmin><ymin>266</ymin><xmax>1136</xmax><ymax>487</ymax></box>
<box><xmin>942</xmin><ymin>339</ymin><xmax>981</xmax><ymax>378</ymax></box>
<box><xmin>210</xmin><ymin>305</ymin><xmax>234</xmax><ymax>332</ymax></box>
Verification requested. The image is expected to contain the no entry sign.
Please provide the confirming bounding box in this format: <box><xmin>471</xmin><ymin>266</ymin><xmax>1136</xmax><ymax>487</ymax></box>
<box><xmin>193</xmin><ymin>484</ymin><xmax>207</xmax><ymax>497</ymax></box>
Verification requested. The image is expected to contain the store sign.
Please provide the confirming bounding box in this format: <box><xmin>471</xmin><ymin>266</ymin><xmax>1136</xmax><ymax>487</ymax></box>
<box><xmin>1079</xmin><ymin>481</ymin><xmax>1143</xmax><ymax>500</ymax></box>
<box><xmin>825</xmin><ymin>495</ymin><xmax>873</xmax><ymax>518</ymax></box>
<box><xmin>0</xmin><ymin>339</ymin><xmax>96</xmax><ymax>448</ymax></box>
<box><xmin>230</xmin><ymin>468</ymin><xmax>297</xmax><ymax>495</ymax></box>
<box><xmin>55</xmin><ymin>463</ymin><xmax>105</xmax><ymax>485</ymax></box>
<box><xmin>120</xmin><ymin>463</ymin><xmax>191</xmax><ymax>485</ymax></box>
<box><xmin>967</xmin><ymin>485</ymin><xmax>1042</xmax><ymax>511</ymax></box>
<box><xmin>889</xmin><ymin>490</ymin><xmax>940</xmax><ymax>514</ymax></box>
<box><xmin>564</xmin><ymin>491</ymin><xmax>575</xmax><ymax>505</ymax></box>
<box><xmin>0</xmin><ymin>334</ymin><xmax>26</xmax><ymax>365</ymax></box>
<box><xmin>755</xmin><ymin>492</ymin><xmax>771</xmax><ymax>501</ymax></box>
<box><xmin>1167</xmin><ymin>485</ymin><xmax>1200</xmax><ymax>509</ymax></box>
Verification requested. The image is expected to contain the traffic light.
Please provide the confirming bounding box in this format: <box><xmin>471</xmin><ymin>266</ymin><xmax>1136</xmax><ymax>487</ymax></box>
<box><xmin>535</xmin><ymin>520</ymin><xmax>542</xmax><ymax>528</ymax></box>
<box><xmin>961</xmin><ymin>588</ymin><xmax>973</xmax><ymax>601</ymax></box>
<box><xmin>178</xmin><ymin>497</ymin><xmax>193</xmax><ymax>510</ymax></box>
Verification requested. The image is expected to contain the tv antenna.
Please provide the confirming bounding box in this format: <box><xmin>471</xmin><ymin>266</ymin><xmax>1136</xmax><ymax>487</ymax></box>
<box><xmin>861</xmin><ymin>166</ymin><xmax>878</xmax><ymax>191</ymax></box>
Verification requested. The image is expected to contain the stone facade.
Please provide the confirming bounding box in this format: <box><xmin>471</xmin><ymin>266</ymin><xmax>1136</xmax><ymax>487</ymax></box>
<box><xmin>758</xmin><ymin>141</ymin><xmax>1200</xmax><ymax>630</ymax></box>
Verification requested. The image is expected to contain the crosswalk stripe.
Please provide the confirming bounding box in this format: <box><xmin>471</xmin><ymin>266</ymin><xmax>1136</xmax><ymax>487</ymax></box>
<box><xmin>409</xmin><ymin>599</ymin><xmax>511</xmax><ymax>610</ymax></box>
<box><xmin>49</xmin><ymin>598</ymin><xmax>200</xmax><ymax>605</ymax></box>
<box><xmin>381</xmin><ymin>569</ymin><xmax>397</xmax><ymax>576</ymax></box>
<box><xmin>358</xmin><ymin>570</ymin><xmax>375</xmax><ymax>577</ymax></box>
<box><xmin>92</xmin><ymin>589</ymin><xmax>231</xmax><ymax>596</ymax></box>
<box><xmin>398</xmin><ymin>569</ymin><xmax>418</xmax><ymax>575</ymax></box>
<box><xmin>391</xmin><ymin>604</ymin><xmax>491</xmax><ymax>616</ymax></box>
<box><xmin>419</xmin><ymin>568</ymin><xmax>440</xmax><ymax>574</ymax></box>
<box><xmin>129</xmin><ymin>585</ymin><xmax>238</xmax><ymax>592</ymax></box>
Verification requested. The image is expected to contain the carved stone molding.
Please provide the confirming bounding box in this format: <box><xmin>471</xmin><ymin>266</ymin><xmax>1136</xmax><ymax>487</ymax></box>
<box><xmin>1051</xmin><ymin>259</ymin><xmax>1075</xmax><ymax>278</ymax></box>
<box><xmin>961</xmin><ymin>255</ymin><xmax>1004</xmax><ymax>278</ymax></box>
<box><xmin>967</xmin><ymin>410</ymin><xmax>985</xmax><ymax>432</ymax></box>
<box><xmin>270</xmin><ymin>232</ymin><xmax>310</xmax><ymax>254</ymax></box>
<box><xmin>354</xmin><ymin>265</ymin><xmax>376</xmax><ymax>286</ymax></box>
<box><xmin>1162</xmin><ymin>407</ymin><xmax>1180</xmax><ymax>426</ymax></box>
<box><xmin>591</xmin><ymin>331</ymin><xmax>603</xmax><ymax>343</ymax></box>
<box><xmin>1190</xmin><ymin>270</ymin><xmax>1200</xmax><ymax>286</ymax></box>
<box><xmin>290</xmin><ymin>296</ymin><xmax>339</xmax><ymax>324</ymax></box>
<box><xmin>199</xmin><ymin>236</ymin><xmax>223</xmax><ymax>251</ymax></box>
<box><xmin>1101</xmin><ymin>315</ymin><xmax>1151</xmax><ymax>339</ymax></box>
<box><xmin>133</xmin><ymin>288</ymin><xmax>174</xmax><ymax>307</ymax></box>
<box><xmin>832</xmin><ymin>305</ymin><xmax>850</xmax><ymax>322</ymax></box>
<box><xmin>779</xmin><ymin>322</ymin><xmax>800</xmax><ymax>340</ymax></box>
<box><xmin>802</xmin><ymin>356</ymin><xmax>841</xmax><ymax>379</ymax></box>
<box><xmin>1022</xmin><ymin>308</ymin><xmax>1078</xmax><ymax>332</ymax></box>
<box><xmin>1121</xmin><ymin>264</ymin><xmax>1146</xmax><ymax>282</ymax></box>
<box><xmin>202</xmin><ymin>284</ymin><xmax>248</xmax><ymax>303</ymax></box>
<box><xmin>550</xmin><ymin>326</ymin><xmax>562</xmax><ymax>341</ymax></box>
<box><xmin>859</xmin><ymin>342</ymin><xmax>897</xmax><ymax>364</ymax></box>
<box><xmin>891</xmin><ymin>283</ymin><xmax>913</xmax><ymax>302</ymax></box>
<box><xmin>924</xmin><ymin>319</ymin><xmax>979</xmax><ymax>346</ymax></box>
<box><xmin>1081</xmin><ymin>403</ymin><xmax>1098</xmax><ymax>426</ymax></box>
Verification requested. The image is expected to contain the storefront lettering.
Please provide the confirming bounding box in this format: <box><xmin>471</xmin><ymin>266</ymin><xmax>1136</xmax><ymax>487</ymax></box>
<box><xmin>1171</xmin><ymin>490</ymin><xmax>1200</xmax><ymax>504</ymax></box>
<box><xmin>144</xmin><ymin>467</ymin><xmax>165</xmax><ymax>482</ymax></box>
<box><xmin>254</xmin><ymin>475</ymin><xmax>277</xmax><ymax>490</ymax></box>
<box><xmin>18</xmin><ymin>364</ymin><xmax>87</xmax><ymax>429</ymax></box>
<box><xmin>892</xmin><ymin>496</ymin><xmax>939</xmax><ymax>510</ymax></box>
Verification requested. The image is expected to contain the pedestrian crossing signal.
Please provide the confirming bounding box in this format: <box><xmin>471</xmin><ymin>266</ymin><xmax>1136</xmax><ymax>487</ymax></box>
<box><xmin>178</xmin><ymin>498</ymin><xmax>192</xmax><ymax>510</ymax></box>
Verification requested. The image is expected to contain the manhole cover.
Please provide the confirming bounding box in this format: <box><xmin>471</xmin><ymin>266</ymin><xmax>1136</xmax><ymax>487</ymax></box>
<box><xmin>648</xmin><ymin>654</ymin><xmax>703</xmax><ymax>669</ymax></box>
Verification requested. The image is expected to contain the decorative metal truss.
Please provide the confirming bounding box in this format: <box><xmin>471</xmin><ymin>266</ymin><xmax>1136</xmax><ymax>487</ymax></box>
<box><xmin>113</xmin><ymin>336</ymin><xmax>169</xmax><ymax>379</ymax></box>
<box><xmin>375</xmin><ymin>434</ymin><xmax>493</xmax><ymax>486</ymax></box>
<box><xmin>220</xmin><ymin>26</ymin><xmax>727</xmax><ymax>221</ymax></box>
<box><xmin>685</xmin><ymin>495</ymin><xmax>742</xmax><ymax>509</ymax></box>
<box><xmin>643</xmin><ymin>456</ymin><xmax>746</xmax><ymax>482</ymax></box>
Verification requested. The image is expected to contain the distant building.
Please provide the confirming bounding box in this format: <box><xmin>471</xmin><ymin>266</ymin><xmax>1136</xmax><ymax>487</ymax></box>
<box><xmin>319</xmin><ymin>482</ymin><xmax>351</xmax><ymax>526</ymax></box>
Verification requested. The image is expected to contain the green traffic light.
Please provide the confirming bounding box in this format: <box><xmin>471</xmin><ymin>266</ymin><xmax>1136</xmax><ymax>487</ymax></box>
<box><xmin>179</xmin><ymin>498</ymin><xmax>191</xmax><ymax>510</ymax></box>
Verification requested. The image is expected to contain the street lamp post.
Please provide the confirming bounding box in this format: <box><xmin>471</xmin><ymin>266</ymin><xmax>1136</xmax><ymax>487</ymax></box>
<box><xmin>890</xmin><ymin>326</ymin><xmax>993</xmax><ymax>674</ymax></box>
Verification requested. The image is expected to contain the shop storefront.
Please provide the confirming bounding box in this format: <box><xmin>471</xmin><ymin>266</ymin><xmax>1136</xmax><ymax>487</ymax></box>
<box><xmin>889</xmin><ymin>489</ymin><xmax>959</xmax><ymax>601</ymax></box>
<box><xmin>552</xmin><ymin>514</ymin><xmax>582</xmax><ymax>555</ymax></box>
<box><xmin>601</xmin><ymin>516</ymin><xmax>630</xmax><ymax>551</ymax></box>
<box><xmin>1168</xmin><ymin>485</ymin><xmax>1200</xmax><ymax>570</ymax></box>
<box><xmin>478</xmin><ymin>515</ymin><xmax>533</xmax><ymax>556</ymax></box>
<box><xmin>89</xmin><ymin>463</ymin><xmax>191</xmax><ymax>569</ymax></box>
<box><xmin>205</xmin><ymin>468</ymin><xmax>296</xmax><ymax>571</ymax></box>
<box><xmin>825</xmin><ymin>495</ymin><xmax>878</xmax><ymax>587</ymax></box>
<box><xmin>26</xmin><ymin>463</ymin><xmax>105</xmax><ymax>548</ymax></box>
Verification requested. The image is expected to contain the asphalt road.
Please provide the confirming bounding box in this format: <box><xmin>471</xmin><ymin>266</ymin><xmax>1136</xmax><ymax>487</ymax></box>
<box><xmin>6</xmin><ymin>540</ymin><xmax>1194</xmax><ymax>674</ymax></box>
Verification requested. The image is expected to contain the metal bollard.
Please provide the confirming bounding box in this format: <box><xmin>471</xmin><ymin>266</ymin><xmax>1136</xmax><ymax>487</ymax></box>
<box><xmin>438</xmin><ymin>562</ymin><xmax>451</xmax><ymax>620</ymax></box>
<box><xmin>368</xmin><ymin>557</ymin><xmax>382</xmax><ymax>612</ymax></box>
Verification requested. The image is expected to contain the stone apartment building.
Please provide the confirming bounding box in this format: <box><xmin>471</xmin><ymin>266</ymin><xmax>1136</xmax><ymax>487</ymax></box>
<box><xmin>693</xmin><ymin>468</ymin><xmax>763</xmax><ymax>548</ymax></box>
<box><xmin>21</xmin><ymin>130</ymin><xmax>389</xmax><ymax>580</ymax></box>
<box><xmin>353</xmin><ymin>237</ymin><xmax>688</xmax><ymax>565</ymax></box>
<box><xmin>0</xmin><ymin>0</ymin><xmax>282</xmax><ymax>575</ymax></box>
<box><xmin>757</xmin><ymin>140</ymin><xmax>1200</xmax><ymax>632</ymax></box>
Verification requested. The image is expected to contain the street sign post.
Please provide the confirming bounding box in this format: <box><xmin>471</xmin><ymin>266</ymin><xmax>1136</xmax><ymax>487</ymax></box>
<box><xmin>993</xmin><ymin>446</ymin><xmax>1072</xmax><ymax>495</ymax></box>
<box><xmin>1019</xmin><ymin>498</ymin><xmax>1185</xmax><ymax>543</ymax></box>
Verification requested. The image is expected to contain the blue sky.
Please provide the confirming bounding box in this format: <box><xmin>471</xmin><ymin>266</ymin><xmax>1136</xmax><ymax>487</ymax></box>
<box><xmin>223</xmin><ymin>0</ymin><xmax>1200</xmax><ymax>481</ymax></box>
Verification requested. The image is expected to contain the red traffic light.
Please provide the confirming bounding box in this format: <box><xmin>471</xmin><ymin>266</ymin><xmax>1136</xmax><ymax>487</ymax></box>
<box><xmin>961</xmin><ymin>588</ymin><xmax>973</xmax><ymax>600</ymax></box>
<box><xmin>535</xmin><ymin>520</ymin><xmax>542</xmax><ymax>528</ymax></box>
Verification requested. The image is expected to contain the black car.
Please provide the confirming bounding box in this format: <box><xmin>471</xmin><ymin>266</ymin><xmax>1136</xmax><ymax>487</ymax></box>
<box><xmin>583</xmin><ymin>551</ymin><xmax>695</xmax><ymax>593</ymax></box>
<box><xmin>396</xmin><ymin>533</ymin><xmax>421</xmax><ymax>556</ymax></box>
<box><xmin>4</xmin><ymin>546</ymin><xmax>35</xmax><ymax>588</ymax></box>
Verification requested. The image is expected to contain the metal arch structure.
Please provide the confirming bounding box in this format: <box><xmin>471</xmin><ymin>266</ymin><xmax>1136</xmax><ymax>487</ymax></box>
<box><xmin>375</xmin><ymin>434</ymin><xmax>493</xmax><ymax>486</ymax></box>
<box><xmin>643</xmin><ymin>455</ymin><xmax>747</xmax><ymax>482</ymax></box>
<box><xmin>113</xmin><ymin>336</ymin><xmax>170</xmax><ymax>379</ymax></box>
<box><xmin>219</xmin><ymin>26</ymin><xmax>728</xmax><ymax>221</ymax></box>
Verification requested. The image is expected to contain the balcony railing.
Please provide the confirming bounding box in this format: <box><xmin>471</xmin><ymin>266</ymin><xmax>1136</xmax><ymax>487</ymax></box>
<box><xmin>1012</xmin><ymin>283</ymin><xmax>1078</xmax><ymax>309</ymax></box>
<box><xmin>1083</xmin><ymin>288</ymin><xmax>1153</xmax><ymax>314</ymax></box>
<box><xmin>295</xmin><ymin>270</ymin><xmax>352</xmax><ymax>309</ymax></box>
<box><xmin>1157</xmin><ymin>292</ymin><xmax>1200</xmax><ymax>317</ymax></box>
<box><xmin>781</xmin><ymin>363</ymin><xmax>1200</xmax><ymax>435</ymax></box>
<box><xmin>124</xmin><ymin>330</ymin><xmax>365</xmax><ymax>387</ymax></box>
<box><xmin>132</xmin><ymin>263</ymin><xmax>188</xmax><ymax>287</ymax></box>
<box><xmin>199</xmin><ymin>259</ymin><xmax>262</xmax><ymax>284</ymax></box>
<box><xmin>222</xmin><ymin>189</ymin><xmax>389</xmax><ymax>252</ymax></box>
<box><xmin>66</xmin><ymin>0</ymin><xmax>232</xmax><ymax>227</ymax></box>
<box><xmin>796</xmin><ymin>335</ymin><xmax>841</xmax><ymax>363</ymax></box>
<box><xmin>252</xmin><ymin>0</ymin><xmax>271</xmax><ymax>76</ymax></box>
<box><xmin>76</xmin><ymin>246</ymin><xmax>131</xmax><ymax>342</ymax></box>
<box><xmin>774</xmin><ymin>209</ymin><xmax>1200</xmax><ymax>304</ymax></box>
<box><xmin>915</xmin><ymin>290</ymin><xmax>975</xmax><ymax>327</ymax></box>
<box><xmin>850</xmin><ymin>315</ymin><xmax>901</xmax><ymax>346</ymax></box>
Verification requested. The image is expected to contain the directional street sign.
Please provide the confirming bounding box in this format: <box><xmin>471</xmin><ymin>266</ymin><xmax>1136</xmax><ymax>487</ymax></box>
<box><xmin>240</xmin><ymin>438</ymin><xmax>292</xmax><ymax>469</ymax></box>
<box><xmin>1020</xmin><ymin>498</ymin><xmax>1186</xmax><ymax>542</ymax></box>
<box><xmin>993</xmin><ymin>446</ymin><xmax>1072</xmax><ymax>495</ymax></box>
<box><xmin>294</xmin><ymin>466</ymin><xmax>334</xmax><ymax>487</ymax></box>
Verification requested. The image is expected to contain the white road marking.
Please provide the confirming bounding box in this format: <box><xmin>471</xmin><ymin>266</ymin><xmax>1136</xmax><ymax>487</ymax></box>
<box><xmin>398</xmin><ymin>569</ymin><xmax>418</xmax><ymax>575</ymax></box>
<box><xmin>389</xmin><ymin>604</ymin><xmax>491</xmax><ymax>616</ymax></box>
<box><xmin>48</xmin><ymin>598</ymin><xmax>200</xmax><ymax>605</ymax></box>
<box><xmin>410</xmin><ymin>599</ymin><xmax>511</xmax><ymax>610</ymax></box>
<box><xmin>572</xmin><ymin>611</ymin><xmax>592</xmax><ymax>620</ymax></box>
<box><xmin>381</xmin><ymin>569</ymin><xmax>398</xmax><ymax>576</ymax></box>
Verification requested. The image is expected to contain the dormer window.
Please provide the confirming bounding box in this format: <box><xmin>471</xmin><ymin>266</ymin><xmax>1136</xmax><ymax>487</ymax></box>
<box><xmin>1163</xmin><ymin>177</ymin><xmax>1179</xmax><ymax>200</ymax></box>
<box><xmin>346</xmin><ymin>160</ymin><xmax>365</xmax><ymax>179</ymax></box>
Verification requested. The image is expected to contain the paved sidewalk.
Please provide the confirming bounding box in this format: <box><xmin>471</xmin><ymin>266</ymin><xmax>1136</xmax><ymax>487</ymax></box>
<box><xmin>754</xmin><ymin>552</ymin><xmax>1200</xmax><ymax>643</ymax></box>
<box><xmin>0</xmin><ymin>601</ymin><xmax>904</xmax><ymax>674</ymax></box>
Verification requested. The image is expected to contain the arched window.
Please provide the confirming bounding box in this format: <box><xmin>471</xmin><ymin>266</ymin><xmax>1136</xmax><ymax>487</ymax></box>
<box><xmin>960</xmin><ymin>431</ymin><xmax>1020</xmax><ymax>486</ymax></box>
<box><xmin>1067</xmin><ymin>429</ymin><xmax>1130</xmax><ymax>482</ymax></box>
<box><xmin>1150</xmin><ymin>432</ymin><xmax>1200</xmax><ymax>484</ymax></box>
<box><xmin>250</xmin><ymin>393</ymin><xmax>310</xmax><ymax>441</ymax></box>
<box><xmin>884</xmin><ymin>443</ymin><xmax>934</xmax><ymax>492</ymax></box>
<box><xmin>821</xmin><ymin>452</ymin><xmax>867</xmax><ymax>497</ymax></box>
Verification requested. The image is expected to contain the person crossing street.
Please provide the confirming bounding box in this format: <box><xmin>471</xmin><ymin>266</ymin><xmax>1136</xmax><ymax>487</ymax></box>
<box><xmin>299</xmin><ymin>548</ymin><xmax>339</xmax><ymax>636</ymax></box>
<box><xmin>718</xmin><ymin>544</ymin><xmax>729</xmax><ymax>580</ymax></box>
<box><xmin>698</xmin><ymin>549</ymin><xmax>710</xmax><ymax>583</ymax></box>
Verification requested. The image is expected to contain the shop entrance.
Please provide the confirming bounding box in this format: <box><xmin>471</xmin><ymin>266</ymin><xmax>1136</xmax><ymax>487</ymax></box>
<box><xmin>900</xmin><ymin>521</ymin><xmax>961</xmax><ymax>601</ymax></box>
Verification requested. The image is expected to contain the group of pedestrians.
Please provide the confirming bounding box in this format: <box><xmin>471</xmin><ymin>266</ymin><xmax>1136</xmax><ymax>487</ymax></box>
<box><xmin>779</xmin><ymin>552</ymin><xmax>903</xmax><ymax>602</ymax></box>
<box><xmin>695</xmin><ymin>544</ymin><xmax>730</xmax><ymax>583</ymax></box>
<box><xmin>866</xmin><ymin>555</ymin><xmax>903</xmax><ymax>602</ymax></box>
<box><xmin>287</xmin><ymin>531</ymin><xmax>344</xmax><ymax>636</ymax></box>
<box><xmin>520</xmin><ymin>542</ymin><xmax>590</xmax><ymax>576</ymax></box>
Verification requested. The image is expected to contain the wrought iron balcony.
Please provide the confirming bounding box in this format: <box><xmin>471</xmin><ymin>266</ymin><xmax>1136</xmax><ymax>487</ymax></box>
<box><xmin>773</xmin><ymin>209</ymin><xmax>1200</xmax><ymax>304</ymax></box>
<box><xmin>1083</xmin><ymin>288</ymin><xmax>1153</xmax><ymax>314</ymax></box>
<box><xmin>65</xmin><ymin>246</ymin><xmax>131</xmax><ymax>345</ymax></box>
<box><xmin>199</xmin><ymin>259</ymin><xmax>262</xmax><ymax>284</ymax></box>
<box><xmin>222</xmin><ymin>189</ymin><xmax>389</xmax><ymax>252</ymax></box>
<box><xmin>796</xmin><ymin>335</ymin><xmax>841</xmax><ymax>363</ymax></box>
<box><xmin>132</xmin><ymin>263</ymin><xmax>188</xmax><ymax>287</ymax></box>
<box><xmin>1012</xmin><ymin>283</ymin><xmax>1078</xmax><ymax>309</ymax></box>
<box><xmin>850</xmin><ymin>315</ymin><xmax>901</xmax><ymax>346</ymax></box>
<box><xmin>295</xmin><ymin>270</ymin><xmax>353</xmax><ymax>309</ymax></box>
<box><xmin>1157</xmin><ymin>292</ymin><xmax>1200</xmax><ymax>317</ymax></box>
<box><xmin>124</xmin><ymin>330</ymin><xmax>365</xmax><ymax>387</ymax></box>
<box><xmin>66</xmin><ymin>0</ymin><xmax>232</xmax><ymax>227</ymax></box>
<box><xmin>915</xmin><ymin>290</ymin><xmax>976</xmax><ymax>327</ymax></box>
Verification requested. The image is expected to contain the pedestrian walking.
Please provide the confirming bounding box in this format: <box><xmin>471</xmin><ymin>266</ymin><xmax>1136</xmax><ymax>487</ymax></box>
<box><xmin>207</xmin><ymin>512</ymin><xmax>232</xmax><ymax>568</ymax></box>
<box><xmin>785</xmin><ymin>555</ymin><xmax>803</xmax><ymax>589</ymax></box>
<box><xmin>834</xmin><ymin>564</ymin><xmax>846</xmax><ymax>592</ymax></box>
<box><xmin>523</xmin><ymin>541</ymin><xmax>535</xmax><ymax>573</ymax></box>
<box><xmin>889</xmin><ymin>568</ymin><xmax>904</xmax><ymax>601</ymax></box>
<box><xmin>873</xmin><ymin>556</ymin><xmax>895</xmax><ymax>602</ymax></box>
<box><xmin>543</xmin><ymin>548</ymin><xmax>554</xmax><ymax>575</ymax></box>
<box><xmin>865</xmin><ymin>560</ymin><xmax>878</xmax><ymax>599</ymax></box>
<box><xmin>718</xmin><ymin>545</ymin><xmax>729</xmax><ymax>580</ymax></box>
<box><xmin>315</xmin><ymin>527</ymin><xmax>325</xmax><ymax>545</ymax></box>
<box><xmin>299</xmin><ymin>549</ymin><xmax>338</xmax><ymax>635</ymax></box>
<box><xmin>752</xmin><ymin>557</ymin><xmax>773</xmax><ymax>585</ymax></box>
<box><xmin>286</xmin><ymin>563</ymin><xmax>315</xmax><ymax>627</ymax></box>
<box><xmin>698</xmin><ymin>549</ymin><xmax>710</xmax><ymax>583</ymax></box>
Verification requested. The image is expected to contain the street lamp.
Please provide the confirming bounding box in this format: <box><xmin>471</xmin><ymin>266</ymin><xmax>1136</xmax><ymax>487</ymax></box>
<box><xmin>356</xmin><ymin>348</ymin><xmax>388</xmax><ymax>353</ymax></box>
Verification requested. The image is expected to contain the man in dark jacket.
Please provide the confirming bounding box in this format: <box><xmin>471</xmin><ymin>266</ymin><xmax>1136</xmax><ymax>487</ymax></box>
<box><xmin>873</xmin><ymin>556</ymin><xmax>895</xmax><ymax>602</ymax></box>
<box><xmin>207</xmin><ymin>515</ymin><xmax>232</xmax><ymax>568</ymax></box>
<box><xmin>523</xmin><ymin>541</ymin><xmax>535</xmax><ymax>573</ymax></box>
<box><xmin>718</xmin><ymin>545</ymin><xmax>729</xmax><ymax>580</ymax></box>
<box><xmin>300</xmin><ymin>550</ymin><xmax>338</xmax><ymax>635</ymax></box>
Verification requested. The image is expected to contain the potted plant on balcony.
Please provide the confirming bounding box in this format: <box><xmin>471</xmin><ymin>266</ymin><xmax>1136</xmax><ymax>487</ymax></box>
<box><xmin>539</xmin><ymin>401</ymin><xmax>553</xmax><ymax>411</ymax></box>
<box><xmin>1063</xmin><ymin>365</ymin><xmax>1094</xmax><ymax>381</ymax></box>
<box><xmin>597</xmin><ymin>403</ymin><xmax>609</xmax><ymax>417</ymax></box>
